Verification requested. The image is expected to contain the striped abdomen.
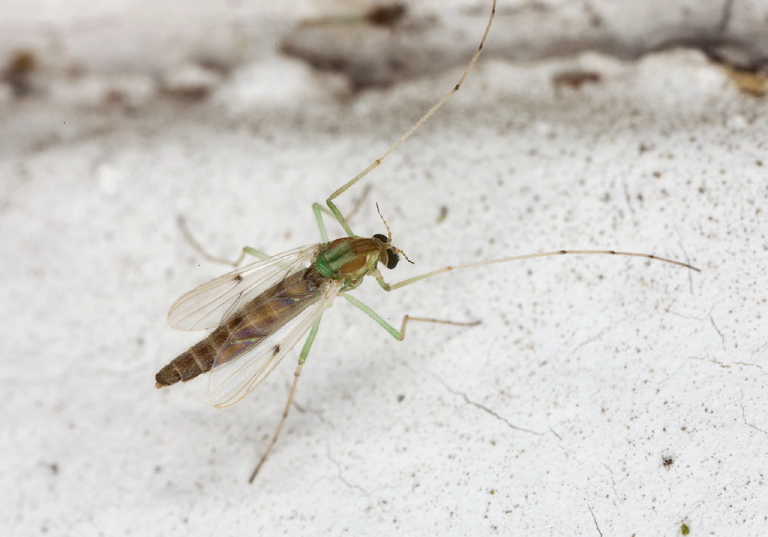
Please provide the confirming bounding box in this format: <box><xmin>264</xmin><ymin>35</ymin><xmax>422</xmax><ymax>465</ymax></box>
<box><xmin>156</xmin><ymin>267</ymin><xmax>326</xmax><ymax>388</ymax></box>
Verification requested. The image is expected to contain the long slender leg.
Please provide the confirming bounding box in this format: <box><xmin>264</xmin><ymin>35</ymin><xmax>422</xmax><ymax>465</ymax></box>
<box><xmin>312</xmin><ymin>203</ymin><xmax>331</xmax><ymax>244</ymax></box>
<box><xmin>177</xmin><ymin>215</ymin><xmax>270</xmax><ymax>266</ymax></box>
<box><xmin>343</xmin><ymin>294</ymin><xmax>479</xmax><ymax>341</ymax></box>
<box><xmin>248</xmin><ymin>317</ymin><xmax>323</xmax><ymax>483</ymax></box>
<box><xmin>372</xmin><ymin>250</ymin><xmax>700</xmax><ymax>293</ymax></box>
<box><xmin>312</xmin><ymin>184</ymin><xmax>373</xmax><ymax>241</ymax></box>
<box><xmin>326</xmin><ymin>0</ymin><xmax>497</xmax><ymax>237</ymax></box>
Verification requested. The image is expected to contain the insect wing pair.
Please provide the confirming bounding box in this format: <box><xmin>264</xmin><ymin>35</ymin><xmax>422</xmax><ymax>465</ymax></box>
<box><xmin>167</xmin><ymin>244</ymin><xmax>340</xmax><ymax>408</ymax></box>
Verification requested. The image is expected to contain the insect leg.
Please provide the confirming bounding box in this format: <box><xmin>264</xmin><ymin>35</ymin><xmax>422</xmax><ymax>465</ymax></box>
<box><xmin>312</xmin><ymin>184</ymin><xmax>372</xmax><ymax>241</ymax></box>
<box><xmin>312</xmin><ymin>203</ymin><xmax>332</xmax><ymax>243</ymax></box>
<box><xmin>325</xmin><ymin>0</ymin><xmax>497</xmax><ymax>237</ymax></box>
<box><xmin>373</xmin><ymin>250</ymin><xmax>699</xmax><ymax>292</ymax></box>
<box><xmin>248</xmin><ymin>316</ymin><xmax>324</xmax><ymax>483</ymax></box>
<box><xmin>177</xmin><ymin>215</ymin><xmax>270</xmax><ymax>266</ymax></box>
<box><xmin>343</xmin><ymin>294</ymin><xmax>478</xmax><ymax>341</ymax></box>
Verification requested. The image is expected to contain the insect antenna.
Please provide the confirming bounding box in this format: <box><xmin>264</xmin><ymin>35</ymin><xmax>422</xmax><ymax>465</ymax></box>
<box><xmin>376</xmin><ymin>202</ymin><xmax>414</xmax><ymax>264</ymax></box>
<box><xmin>375</xmin><ymin>202</ymin><xmax>393</xmax><ymax>242</ymax></box>
<box><xmin>395</xmin><ymin>247</ymin><xmax>414</xmax><ymax>265</ymax></box>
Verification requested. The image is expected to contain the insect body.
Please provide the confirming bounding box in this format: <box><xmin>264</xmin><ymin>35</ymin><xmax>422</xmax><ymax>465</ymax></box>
<box><xmin>156</xmin><ymin>235</ymin><xmax>400</xmax><ymax>407</ymax></box>
<box><xmin>157</xmin><ymin>0</ymin><xmax>698</xmax><ymax>482</ymax></box>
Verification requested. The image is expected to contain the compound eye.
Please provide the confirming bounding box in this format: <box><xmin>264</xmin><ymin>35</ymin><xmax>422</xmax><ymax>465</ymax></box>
<box><xmin>373</xmin><ymin>233</ymin><xmax>388</xmax><ymax>243</ymax></box>
<box><xmin>386</xmin><ymin>250</ymin><xmax>399</xmax><ymax>270</ymax></box>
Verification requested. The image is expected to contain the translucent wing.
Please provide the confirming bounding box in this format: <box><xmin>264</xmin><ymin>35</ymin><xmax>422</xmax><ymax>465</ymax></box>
<box><xmin>168</xmin><ymin>244</ymin><xmax>322</xmax><ymax>331</ymax></box>
<box><xmin>206</xmin><ymin>278</ymin><xmax>342</xmax><ymax>408</ymax></box>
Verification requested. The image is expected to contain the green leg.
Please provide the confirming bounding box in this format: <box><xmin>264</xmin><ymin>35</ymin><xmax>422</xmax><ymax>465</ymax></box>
<box><xmin>210</xmin><ymin>246</ymin><xmax>270</xmax><ymax>268</ymax></box>
<box><xmin>313</xmin><ymin>198</ymin><xmax>370</xmax><ymax>242</ymax></box>
<box><xmin>343</xmin><ymin>294</ymin><xmax>478</xmax><ymax>341</ymax></box>
<box><xmin>249</xmin><ymin>316</ymin><xmax>324</xmax><ymax>484</ymax></box>
<box><xmin>373</xmin><ymin>264</ymin><xmax>478</xmax><ymax>293</ymax></box>
<box><xmin>231</xmin><ymin>246</ymin><xmax>270</xmax><ymax>265</ymax></box>
<box><xmin>312</xmin><ymin>203</ymin><xmax>332</xmax><ymax>243</ymax></box>
<box><xmin>298</xmin><ymin>316</ymin><xmax>322</xmax><ymax>363</ymax></box>
<box><xmin>313</xmin><ymin>183</ymin><xmax>372</xmax><ymax>241</ymax></box>
<box><xmin>326</xmin><ymin>184</ymin><xmax>375</xmax><ymax>238</ymax></box>
<box><xmin>327</xmin><ymin>198</ymin><xmax>354</xmax><ymax>237</ymax></box>
<box><xmin>243</xmin><ymin>247</ymin><xmax>270</xmax><ymax>260</ymax></box>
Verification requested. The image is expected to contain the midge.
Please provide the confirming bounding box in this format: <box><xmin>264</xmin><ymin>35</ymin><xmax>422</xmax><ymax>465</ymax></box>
<box><xmin>156</xmin><ymin>0</ymin><xmax>698</xmax><ymax>483</ymax></box>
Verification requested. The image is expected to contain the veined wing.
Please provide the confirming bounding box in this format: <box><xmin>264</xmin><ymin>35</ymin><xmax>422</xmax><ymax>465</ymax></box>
<box><xmin>207</xmin><ymin>278</ymin><xmax>342</xmax><ymax>408</ymax></box>
<box><xmin>168</xmin><ymin>244</ymin><xmax>322</xmax><ymax>331</ymax></box>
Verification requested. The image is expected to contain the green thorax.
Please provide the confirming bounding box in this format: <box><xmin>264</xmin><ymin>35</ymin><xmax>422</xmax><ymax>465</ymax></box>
<box><xmin>315</xmin><ymin>237</ymin><xmax>384</xmax><ymax>290</ymax></box>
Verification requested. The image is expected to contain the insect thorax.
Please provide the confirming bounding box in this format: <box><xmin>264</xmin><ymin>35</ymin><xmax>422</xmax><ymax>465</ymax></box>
<box><xmin>315</xmin><ymin>237</ymin><xmax>386</xmax><ymax>285</ymax></box>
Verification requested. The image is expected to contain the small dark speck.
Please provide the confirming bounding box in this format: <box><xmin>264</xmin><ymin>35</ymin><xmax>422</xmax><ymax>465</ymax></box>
<box><xmin>680</xmin><ymin>522</ymin><xmax>691</xmax><ymax>535</ymax></box>
<box><xmin>397</xmin><ymin>394</ymin><xmax>405</xmax><ymax>403</ymax></box>
<box><xmin>551</xmin><ymin>70</ymin><xmax>602</xmax><ymax>89</ymax></box>
<box><xmin>272</xmin><ymin>345</ymin><xmax>281</xmax><ymax>356</ymax></box>
<box><xmin>234</xmin><ymin>274</ymin><xmax>244</xmax><ymax>282</ymax></box>
<box><xmin>662</xmin><ymin>454</ymin><xmax>675</xmax><ymax>467</ymax></box>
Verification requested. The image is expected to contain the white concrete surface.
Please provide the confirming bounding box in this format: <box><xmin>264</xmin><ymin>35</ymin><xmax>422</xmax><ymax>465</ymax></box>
<box><xmin>1</xmin><ymin>1</ymin><xmax>766</xmax><ymax>536</ymax></box>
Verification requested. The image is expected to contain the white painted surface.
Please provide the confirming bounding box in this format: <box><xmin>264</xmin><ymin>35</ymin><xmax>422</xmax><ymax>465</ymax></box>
<box><xmin>1</xmin><ymin>1</ymin><xmax>766</xmax><ymax>536</ymax></box>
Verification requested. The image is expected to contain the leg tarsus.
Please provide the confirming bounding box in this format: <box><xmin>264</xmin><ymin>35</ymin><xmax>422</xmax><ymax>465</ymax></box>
<box><xmin>395</xmin><ymin>315</ymin><xmax>481</xmax><ymax>341</ymax></box>
<box><xmin>247</xmin><ymin>362</ymin><xmax>304</xmax><ymax>484</ymax></box>
<box><xmin>322</xmin><ymin>1</ymin><xmax>496</xmax><ymax>223</ymax></box>
<box><xmin>248</xmin><ymin>318</ymin><xmax>323</xmax><ymax>484</ymax></box>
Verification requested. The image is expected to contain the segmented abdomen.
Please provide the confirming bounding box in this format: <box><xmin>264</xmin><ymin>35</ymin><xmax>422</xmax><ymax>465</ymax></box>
<box><xmin>156</xmin><ymin>267</ymin><xmax>324</xmax><ymax>388</ymax></box>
